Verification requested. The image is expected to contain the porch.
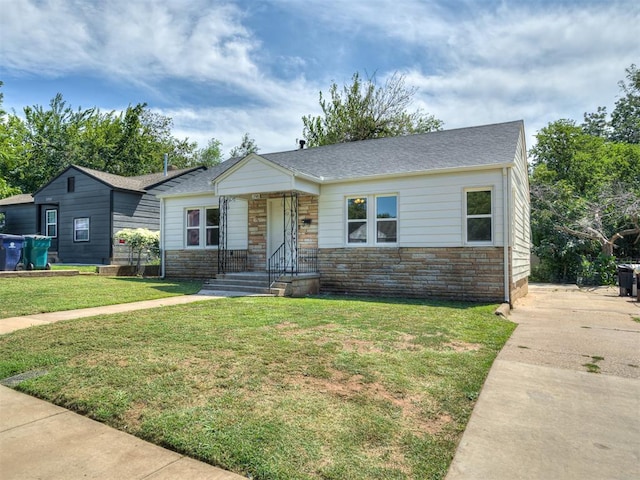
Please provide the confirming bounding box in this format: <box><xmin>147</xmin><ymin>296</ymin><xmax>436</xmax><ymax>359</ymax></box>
<box><xmin>213</xmin><ymin>191</ymin><xmax>320</xmax><ymax>295</ymax></box>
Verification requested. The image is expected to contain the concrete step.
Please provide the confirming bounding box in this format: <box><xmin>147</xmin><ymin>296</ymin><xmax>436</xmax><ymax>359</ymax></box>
<box><xmin>204</xmin><ymin>273</ymin><xmax>285</xmax><ymax>296</ymax></box>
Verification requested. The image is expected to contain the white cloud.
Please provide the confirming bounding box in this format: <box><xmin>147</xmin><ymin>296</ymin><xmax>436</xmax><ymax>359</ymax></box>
<box><xmin>1</xmin><ymin>0</ymin><xmax>260</xmax><ymax>83</ymax></box>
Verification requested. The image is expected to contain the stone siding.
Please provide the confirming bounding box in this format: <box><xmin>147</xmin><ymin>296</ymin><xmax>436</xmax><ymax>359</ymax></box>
<box><xmin>164</xmin><ymin>249</ymin><xmax>219</xmax><ymax>279</ymax></box>
<box><xmin>510</xmin><ymin>276</ymin><xmax>528</xmax><ymax>304</ymax></box>
<box><xmin>247</xmin><ymin>198</ymin><xmax>267</xmax><ymax>270</ymax></box>
<box><xmin>298</xmin><ymin>195</ymin><xmax>318</xmax><ymax>249</ymax></box>
<box><xmin>318</xmin><ymin>247</ymin><xmax>506</xmax><ymax>302</ymax></box>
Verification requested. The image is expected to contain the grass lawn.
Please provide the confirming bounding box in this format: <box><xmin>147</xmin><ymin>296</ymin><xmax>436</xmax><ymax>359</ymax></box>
<box><xmin>0</xmin><ymin>296</ymin><xmax>515</xmax><ymax>479</ymax></box>
<box><xmin>50</xmin><ymin>264</ymin><xmax>101</xmax><ymax>273</ymax></box>
<box><xmin>0</xmin><ymin>276</ymin><xmax>202</xmax><ymax>318</ymax></box>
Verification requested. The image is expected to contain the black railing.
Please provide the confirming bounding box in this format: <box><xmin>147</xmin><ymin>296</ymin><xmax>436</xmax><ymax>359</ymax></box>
<box><xmin>217</xmin><ymin>249</ymin><xmax>248</xmax><ymax>274</ymax></box>
<box><xmin>268</xmin><ymin>244</ymin><xmax>318</xmax><ymax>286</ymax></box>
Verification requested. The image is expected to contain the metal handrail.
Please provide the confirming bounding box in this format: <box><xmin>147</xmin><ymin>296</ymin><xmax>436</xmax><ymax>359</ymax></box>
<box><xmin>268</xmin><ymin>244</ymin><xmax>318</xmax><ymax>287</ymax></box>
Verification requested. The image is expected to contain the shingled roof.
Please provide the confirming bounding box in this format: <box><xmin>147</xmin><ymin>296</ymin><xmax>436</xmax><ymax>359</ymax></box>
<box><xmin>260</xmin><ymin>120</ymin><xmax>524</xmax><ymax>182</ymax></box>
<box><xmin>156</xmin><ymin>157</ymin><xmax>244</xmax><ymax>197</ymax></box>
<box><xmin>0</xmin><ymin>194</ymin><xmax>34</xmax><ymax>206</ymax></box>
<box><xmin>29</xmin><ymin>164</ymin><xmax>204</xmax><ymax>196</ymax></box>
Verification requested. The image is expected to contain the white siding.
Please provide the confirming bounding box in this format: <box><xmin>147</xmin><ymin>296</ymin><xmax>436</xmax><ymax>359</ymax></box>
<box><xmin>217</xmin><ymin>158</ymin><xmax>292</xmax><ymax>195</ymax></box>
<box><xmin>510</xmin><ymin>132</ymin><xmax>531</xmax><ymax>281</ymax></box>
<box><xmin>318</xmin><ymin>169</ymin><xmax>505</xmax><ymax>248</ymax></box>
<box><xmin>162</xmin><ymin>194</ymin><xmax>248</xmax><ymax>250</ymax></box>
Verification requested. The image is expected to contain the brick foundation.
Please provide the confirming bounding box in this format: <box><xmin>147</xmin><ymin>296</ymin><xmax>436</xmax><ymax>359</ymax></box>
<box><xmin>318</xmin><ymin>247</ymin><xmax>507</xmax><ymax>302</ymax></box>
<box><xmin>163</xmin><ymin>249</ymin><xmax>219</xmax><ymax>279</ymax></box>
<box><xmin>510</xmin><ymin>276</ymin><xmax>528</xmax><ymax>304</ymax></box>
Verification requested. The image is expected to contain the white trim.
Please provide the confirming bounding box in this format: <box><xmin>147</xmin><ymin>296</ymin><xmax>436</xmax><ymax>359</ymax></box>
<box><xmin>463</xmin><ymin>187</ymin><xmax>494</xmax><ymax>245</ymax></box>
<box><xmin>73</xmin><ymin>217</ymin><xmax>90</xmax><ymax>242</ymax></box>
<box><xmin>45</xmin><ymin>209</ymin><xmax>57</xmax><ymax>238</ymax></box>
<box><xmin>183</xmin><ymin>206</ymin><xmax>220</xmax><ymax>249</ymax></box>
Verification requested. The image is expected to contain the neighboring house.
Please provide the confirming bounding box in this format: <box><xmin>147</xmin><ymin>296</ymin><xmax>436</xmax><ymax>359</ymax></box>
<box><xmin>158</xmin><ymin>120</ymin><xmax>530</xmax><ymax>303</ymax></box>
<box><xmin>0</xmin><ymin>194</ymin><xmax>36</xmax><ymax>235</ymax></box>
<box><xmin>0</xmin><ymin>165</ymin><xmax>204</xmax><ymax>264</ymax></box>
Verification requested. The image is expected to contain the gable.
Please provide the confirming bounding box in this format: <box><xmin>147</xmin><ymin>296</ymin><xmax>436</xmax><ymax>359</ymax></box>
<box><xmin>215</xmin><ymin>155</ymin><xmax>319</xmax><ymax>196</ymax></box>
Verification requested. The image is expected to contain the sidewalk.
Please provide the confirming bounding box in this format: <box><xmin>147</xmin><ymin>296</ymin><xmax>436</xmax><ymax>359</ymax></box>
<box><xmin>0</xmin><ymin>292</ymin><xmax>246</xmax><ymax>479</ymax></box>
<box><xmin>446</xmin><ymin>285</ymin><xmax>640</xmax><ymax>480</ymax></box>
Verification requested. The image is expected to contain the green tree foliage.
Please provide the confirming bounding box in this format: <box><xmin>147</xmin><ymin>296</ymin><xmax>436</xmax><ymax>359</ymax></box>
<box><xmin>302</xmin><ymin>72</ymin><xmax>443</xmax><ymax>147</ymax></box>
<box><xmin>195</xmin><ymin>138</ymin><xmax>223</xmax><ymax>166</ymax></box>
<box><xmin>228</xmin><ymin>132</ymin><xmax>259</xmax><ymax>158</ymax></box>
<box><xmin>582</xmin><ymin>64</ymin><xmax>640</xmax><ymax>144</ymax></box>
<box><xmin>531</xmin><ymin>79</ymin><xmax>640</xmax><ymax>283</ymax></box>
<box><xmin>0</xmin><ymin>94</ymin><xmax>199</xmax><ymax>194</ymax></box>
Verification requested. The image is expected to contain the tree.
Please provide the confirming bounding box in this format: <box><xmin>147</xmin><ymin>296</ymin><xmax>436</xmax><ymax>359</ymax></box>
<box><xmin>194</xmin><ymin>138</ymin><xmax>223</xmax><ymax>166</ymax></box>
<box><xmin>0</xmin><ymin>95</ymin><xmax>199</xmax><ymax>193</ymax></box>
<box><xmin>229</xmin><ymin>132</ymin><xmax>259</xmax><ymax>158</ymax></box>
<box><xmin>301</xmin><ymin>72</ymin><xmax>442</xmax><ymax>147</ymax></box>
<box><xmin>582</xmin><ymin>64</ymin><xmax>640</xmax><ymax>144</ymax></box>
<box><xmin>530</xmin><ymin>118</ymin><xmax>640</xmax><ymax>282</ymax></box>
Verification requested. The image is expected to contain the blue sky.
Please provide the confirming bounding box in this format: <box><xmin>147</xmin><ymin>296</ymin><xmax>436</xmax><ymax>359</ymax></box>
<box><xmin>1</xmin><ymin>0</ymin><xmax>639</xmax><ymax>157</ymax></box>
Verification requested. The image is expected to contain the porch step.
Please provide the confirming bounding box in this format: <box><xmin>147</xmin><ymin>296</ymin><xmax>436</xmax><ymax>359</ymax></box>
<box><xmin>203</xmin><ymin>273</ymin><xmax>285</xmax><ymax>296</ymax></box>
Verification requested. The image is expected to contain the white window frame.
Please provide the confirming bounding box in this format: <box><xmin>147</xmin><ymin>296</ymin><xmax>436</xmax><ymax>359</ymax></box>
<box><xmin>73</xmin><ymin>217</ymin><xmax>90</xmax><ymax>242</ymax></box>
<box><xmin>375</xmin><ymin>194</ymin><xmax>398</xmax><ymax>244</ymax></box>
<box><xmin>205</xmin><ymin>207</ymin><xmax>220</xmax><ymax>247</ymax></box>
<box><xmin>346</xmin><ymin>196</ymin><xmax>368</xmax><ymax>245</ymax></box>
<box><xmin>464</xmin><ymin>187</ymin><xmax>493</xmax><ymax>244</ymax></box>
<box><xmin>185</xmin><ymin>207</ymin><xmax>220</xmax><ymax>248</ymax></box>
<box><xmin>345</xmin><ymin>194</ymin><xmax>399</xmax><ymax>246</ymax></box>
<box><xmin>45</xmin><ymin>209</ymin><xmax>58</xmax><ymax>238</ymax></box>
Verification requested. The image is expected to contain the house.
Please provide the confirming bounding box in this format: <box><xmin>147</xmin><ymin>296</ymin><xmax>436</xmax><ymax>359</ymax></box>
<box><xmin>158</xmin><ymin>120</ymin><xmax>530</xmax><ymax>303</ymax></box>
<box><xmin>0</xmin><ymin>165</ymin><xmax>204</xmax><ymax>264</ymax></box>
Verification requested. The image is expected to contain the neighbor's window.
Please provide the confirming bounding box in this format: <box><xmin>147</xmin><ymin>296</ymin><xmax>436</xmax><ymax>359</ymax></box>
<box><xmin>205</xmin><ymin>207</ymin><xmax>220</xmax><ymax>246</ymax></box>
<box><xmin>45</xmin><ymin>209</ymin><xmax>57</xmax><ymax>238</ymax></box>
<box><xmin>466</xmin><ymin>189</ymin><xmax>492</xmax><ymax>242</ymax></box>
<box><xmin>376</xmin><ymin>195</ymin><xmax>397</xmax><ymax>243</ymax></box>
<box><xmin>67</xmin><ymin>176</ymin><xmax>75</xmax><ymax>193</ymax></box>
<box><xmin>347</xmin><ymin>197</ymin><xmax>367</xmax><ymax>243</ymax></box>
<box><xmin>74</xmin><ymin>217</ymin><xmax>89</xmax><ymax>242</ymax></box>
<box><xmin>186</xmin><ymin>208</ymin><xmax>200</xmax><ymax>246</ymax></box>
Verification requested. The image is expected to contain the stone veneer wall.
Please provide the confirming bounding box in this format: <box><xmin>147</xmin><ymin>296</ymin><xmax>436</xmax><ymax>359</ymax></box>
<box><xmin>164</xmin><ymin>249</ymin><xmax>219</xmax><ymax>278</ymax></box>
<box><xmin>510</xmin><ymin>276</ymin><xmax>528</xmax><ymax>304</ymax></box>
<box><xmin>247</xmin><ymin>197</ymin><xmax>267</xmax><ymax>271</ymax></box>
<box><xmin>297</xmin><ymin>195</ymin><xmax>318</xmax><ymax>249</ymax></box>
<box><xmin>318</xmin><ymin>247</ymin><xmax>507</xmax><ymax>302</ymax></box>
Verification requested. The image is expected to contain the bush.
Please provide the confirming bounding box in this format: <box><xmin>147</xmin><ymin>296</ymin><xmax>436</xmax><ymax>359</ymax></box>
<box><xmin>114</xmin><ymin>228</ymin><xmax>160</xmax><ymax>272</ymax></box>
<box><xmin>576</xmin><ymin>253</ymin><xmax>618</xmax><ymax>286</ymax></box>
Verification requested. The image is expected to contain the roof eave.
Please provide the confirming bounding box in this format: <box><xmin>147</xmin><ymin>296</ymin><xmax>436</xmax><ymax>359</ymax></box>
<box><xmin>319</xmin><ymin>161</ymin><xmax>515</xmax><ymax>184</ymax></box>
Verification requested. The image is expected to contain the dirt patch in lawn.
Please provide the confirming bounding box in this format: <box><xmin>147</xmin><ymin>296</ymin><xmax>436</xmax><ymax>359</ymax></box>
<box><xmin>293</xmin><ymin>368</ymin><xmax>452</xmax><ymax>436</ymax></box>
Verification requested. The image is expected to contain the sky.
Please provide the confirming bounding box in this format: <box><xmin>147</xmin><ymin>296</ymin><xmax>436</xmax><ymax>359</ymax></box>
<box><xmin>1</xmin><ymin>0</ymin><xmax>639</xmax><ymax>158</ymax></box>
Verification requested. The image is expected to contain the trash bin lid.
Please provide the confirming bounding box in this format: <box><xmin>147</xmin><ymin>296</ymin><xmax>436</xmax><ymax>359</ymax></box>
<box><xmin>0</xmin><ymin>234</ymin><xmax>25</xmax><ymax>243</ymax></box>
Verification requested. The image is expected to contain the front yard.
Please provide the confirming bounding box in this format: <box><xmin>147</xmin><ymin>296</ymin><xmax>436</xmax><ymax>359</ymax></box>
<box><xmin>0</xmin><ymin>285</ymin><xmax>514</xmax><ymax>479</ymax></box>
<box><xmin>0</xmin><ymin>276</ymin><xmax>201</xmax><ymax>318</ymax></box>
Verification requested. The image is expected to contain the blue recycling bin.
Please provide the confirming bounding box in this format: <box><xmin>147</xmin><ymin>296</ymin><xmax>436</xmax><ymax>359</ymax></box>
<box><xmin>0</xmin><ymin>234</ymin><xmax>25</xmax><ymax>271</ymax></box>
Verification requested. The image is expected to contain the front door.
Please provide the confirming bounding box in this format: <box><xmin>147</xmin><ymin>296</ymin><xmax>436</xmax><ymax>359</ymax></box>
<box><xmin>267</xmin><ymin>196</ymin><xmax>297</xmax><ymax>271</ymax></box>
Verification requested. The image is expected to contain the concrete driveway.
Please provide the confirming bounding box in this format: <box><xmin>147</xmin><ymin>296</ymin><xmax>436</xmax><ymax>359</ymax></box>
<box><xmin>447</xmin><ymin>284</ymin><xmax>640</xmax><ymax>480</ymax></box>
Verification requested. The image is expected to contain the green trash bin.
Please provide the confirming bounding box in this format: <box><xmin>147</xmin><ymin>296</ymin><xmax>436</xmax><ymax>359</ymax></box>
<box><xmin>23</xmin><ymin>235</ymin><xmax>52</xmax><ymax>270</ymax></box>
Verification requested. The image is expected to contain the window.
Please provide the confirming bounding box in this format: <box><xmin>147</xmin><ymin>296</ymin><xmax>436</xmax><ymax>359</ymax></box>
<box><xmin>67</xmin><ymin>176</ymin><xmax>75</xmax><ymax>193</ymax></box>
<box><xmin>347</xmin><ymin>197</ymin><xmax>367</xmax><ymax>243</ymax></box>
<box><xmin>45</xmin><ymin>209</ymin><xmax>57</xmax><ymax>238</ymax></box>
<box><xmin>74</xmin><ymin>217</ymin><xmax>90</xmax><ymax>242</ymax></box>
<box><xmin>186</xmin><ymin>209</ymin><xmax>200</xmax><ymax>246</ymax></box>
<box><xmin>376</xmin><ymin>196</ymin><xmax>397</xmax><ymax>243</ymax></box>
<box><xmin>466</xmin><ymin>189</ymin><xmax>492</xmax><ymax>242</ymax></box>
<box><xmin>205</xmin><ymin>208</ymin><xmax>220</xmax><ymax>246</ymax></box>
<box><xmin>185</xmin><ymin>207</ymin><xmax>220</xmax><ymax>247</ymax></box>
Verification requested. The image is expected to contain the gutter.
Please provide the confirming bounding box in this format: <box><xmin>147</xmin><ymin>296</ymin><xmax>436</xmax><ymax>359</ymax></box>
<box><xmin>160</xmin><ymin>198</ymin><xmax>165</xmax><ymax>279</ymax></box>
<box><xmin>502</xmin><ymin>167</ymin><xmax>510</xmax><ymax>304</ymax></box>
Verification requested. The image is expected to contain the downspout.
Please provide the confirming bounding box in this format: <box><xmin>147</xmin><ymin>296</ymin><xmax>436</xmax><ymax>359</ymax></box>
<box><xmin>502</xmin><ymin>167</ymin><xmax>510</xmax><ymax>304</ymax></box>
<box><xmin>160</xmin><ymin>197</ymin><xmax>165</xmax><ymax>279</ymax></box>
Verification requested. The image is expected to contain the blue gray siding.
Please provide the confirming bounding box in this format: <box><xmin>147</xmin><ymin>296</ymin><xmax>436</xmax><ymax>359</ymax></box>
<box><xmin>34</xmin><ymin>168</ymin><xmax>112</xmax><ymax>264</ymax></box>
<box><xmin>0</xmin><ymin>204</ymin><xmax>36</xmax><ymax>235</ymax></box>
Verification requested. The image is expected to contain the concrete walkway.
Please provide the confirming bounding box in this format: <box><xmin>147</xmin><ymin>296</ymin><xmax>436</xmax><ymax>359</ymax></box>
<box><xmin>446</xmin><ymin>284</ymin><xmax>640</xmax><ymax>480</ymax></box>
<box><xmin>0</xmin><ymin>292</ymin><xmax>246</xmax><ymax>479</ymax></box>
